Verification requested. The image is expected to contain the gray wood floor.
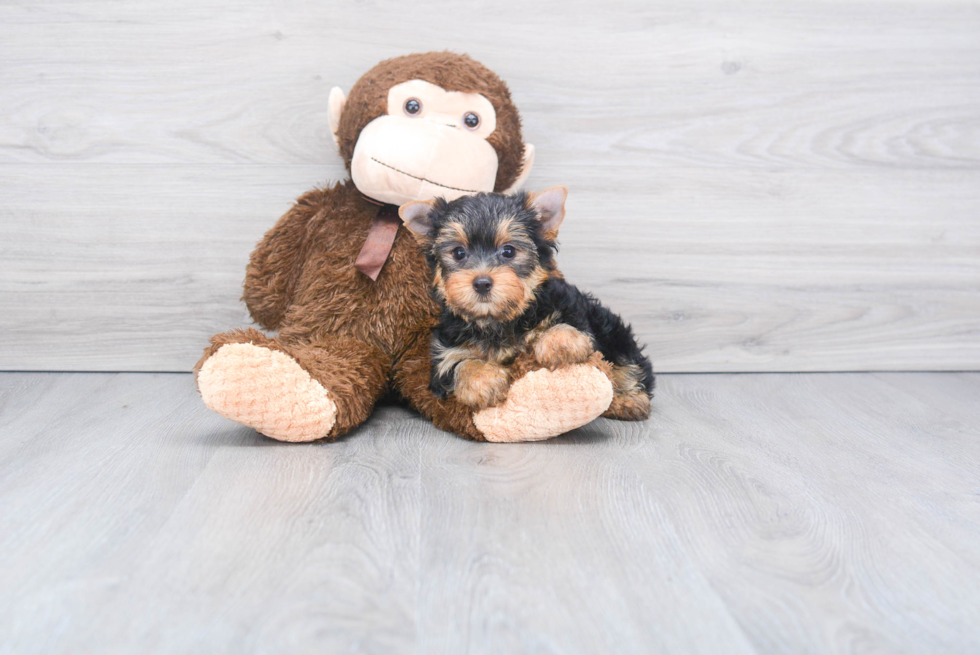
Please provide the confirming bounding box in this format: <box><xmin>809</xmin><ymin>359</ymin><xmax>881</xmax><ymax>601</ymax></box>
<box><xmin>1</xmin><ymin>372</ymin><xmax>977</xmax><ymax>654</ymax></box>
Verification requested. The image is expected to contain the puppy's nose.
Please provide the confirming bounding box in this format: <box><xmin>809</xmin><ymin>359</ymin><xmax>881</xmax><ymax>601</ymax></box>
<box><xmin>472</xmin><ymin>276</ymin><xmax>493</xmax><ymax>295</ymax></box>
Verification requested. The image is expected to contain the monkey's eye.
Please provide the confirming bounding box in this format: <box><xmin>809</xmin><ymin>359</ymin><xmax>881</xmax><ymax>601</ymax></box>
<box><xmin>404</xmin><ymin>98</ymin><xmax>422</xmax><ymax>116</ymax></box>
<box><xmin>452</xmin><ymin>246</ymin><xmax>467</xmax><ymax>261</ymax></box>
<box><xmin>500</xmin><ymin>244</ymin><xmax>516</xmax><ymax>259</ymax></box>
<box><xmin>463</xmin><ymin>112</ymin><xmax>480</xmax><ymax>129</ymax></box>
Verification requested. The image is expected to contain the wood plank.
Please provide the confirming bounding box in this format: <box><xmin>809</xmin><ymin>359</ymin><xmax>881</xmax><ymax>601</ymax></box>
<box><xmin>0</xmin><ymin>164</ymin><xmax>331</xmax><ymax>372</ymax></box>
<box><xmin>2</xmin><ymin>0</ymin><xmax>979</xmax><ymax>372</ymax></box>
<box><xmin>2</xmin><ymin>371</ymin><xmax>979</xmax><ymax>652</ymax></box>
<box><xmin>415</xmin><ymin>373</ymin><xmax>980</xmax><ymax>652</ymax></box>
<box><xmin>0</xmin><ymin>1</ymin><xmax>977</xmax><ymax>169</ymax></box>
<box><xmin>0</xmin><ymin>373</ymin><xmax>422</xmax><ymax>654</ymax></box>
<box><xmin>416</xmin><ymin>415</ymin><xmax>757</xmax><ymax>654</ymax></box>
<box><xmin>614</xmin><ymin>372</ymin><xmax>980</xmax><ymax>652</ymax></box>
<box><xmin>871</xmin><ymin>371</ymin><xmax>980</xmax><ymax>436</ymax></box>
<box><xmin>2</xmin><ymin>164</ymin><xmax>978</xmax><ymax>371</ymax></box>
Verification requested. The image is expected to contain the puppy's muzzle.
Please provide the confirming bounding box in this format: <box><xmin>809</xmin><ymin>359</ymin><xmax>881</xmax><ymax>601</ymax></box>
<box><xmin>472</xmin><ymin>276</ymin><xmax>493</xmax><ymax>297</ymax></box>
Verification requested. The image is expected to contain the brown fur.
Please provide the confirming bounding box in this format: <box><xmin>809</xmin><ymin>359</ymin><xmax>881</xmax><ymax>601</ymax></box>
<box><xmin>196</xmin><ymin>325</ymin><xmax>390</xmax><ymax>437</ymax></box>
<box><xmin>453</xmin><ymin>359</ymin><xmax>510</xmax><ymax>409</ymax></box>
<box><xmin>432</xmin><ymin>342</ymin><xmax>481</xmax><ymax>382</ymax></box>
<box><xmin>441</xmin><ymin>265</ymin><xmax>548</xmax><ymax>323</ymax></box>
<box><xmin>442</xmin><ymin>269</ymin><xmax>487</xmax><ymax>317</ymax></box>
<box><xmin>509</xmin><ymin>349</ymin><xmax>612</xmax><ymax>384</ymax></box>
<box><xmin>437</xmin><ymin>222</ymin><xmax>470</xmax><ymax>249</ymax></box>
<box><xmin>603</xmin><ymin>391</ymin><xmax>652</xmax><ymax>421</ymax></box>
<box><xmin>195</xmin><ymin>53</ymin><xmax>599</xmax><ymax>442</ymax></box>
<box><xmin>335</xmin><ymin>52</ymin><xmax>526</xmax><ymax>193</ymax></box>
<box><xmin>198</xmin><ymin>182</ymin><xmax>489</xmax><ymax>440</ymax></box>
<box><xmin>441</xmin><ymin>266</ymin><xmax>526</xmax><ymax>321</ymax></box>
<box><xmin>602</xmin><ymin>363</ymin><xmax>651</xmax><ymax>420</ymax></box>
<box><xmin>533</xmin><ymin>324</ymin><xmax>594</xmax><ymax>370</ymax></box>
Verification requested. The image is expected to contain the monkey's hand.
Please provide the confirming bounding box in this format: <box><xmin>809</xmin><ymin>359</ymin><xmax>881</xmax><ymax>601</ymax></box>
<box><xmin>453</xmin><ymin>359</ymin><xmax>510</xmax><ymax>410</ymax></box>
<box><xmin>472</xmin><ymin>351</ymin><xmax>613</xmax><ymax>442</ymax></box>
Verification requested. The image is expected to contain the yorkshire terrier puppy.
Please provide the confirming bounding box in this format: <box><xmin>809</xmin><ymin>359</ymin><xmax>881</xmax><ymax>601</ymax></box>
<box><xmin>399</xmin><ymin>187</ymin><xmax>654</xmax><ymax>421</ymax></box>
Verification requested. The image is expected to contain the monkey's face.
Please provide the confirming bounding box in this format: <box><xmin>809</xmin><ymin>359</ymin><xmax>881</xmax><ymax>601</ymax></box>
<box><xmin>328</xmin><ymin>53</ymin><xmax>534</xmax><ymax>203</ymax></box>
<box><xmin>350</xmin><ymin>80</ymin><xmax>501</xmax><ymax>205</ymax></box>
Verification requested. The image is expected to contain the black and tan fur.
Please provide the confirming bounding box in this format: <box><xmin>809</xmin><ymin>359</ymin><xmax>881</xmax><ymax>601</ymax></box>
<box><xmin>400</xmin><ymin>188</ymin><xmax>654</xmax><ymax>420</ymax></box>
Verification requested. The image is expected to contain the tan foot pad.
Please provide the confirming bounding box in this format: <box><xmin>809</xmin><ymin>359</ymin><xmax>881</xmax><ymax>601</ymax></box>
<box><xmin>473</xmin><ymin>364</ymin><xmax>614</xmax><ymax>443</ymax></box>
<box><xmin>197</xmin><ymin>343</ymin><xmax>337</xmax><ymax>442</ymax></box>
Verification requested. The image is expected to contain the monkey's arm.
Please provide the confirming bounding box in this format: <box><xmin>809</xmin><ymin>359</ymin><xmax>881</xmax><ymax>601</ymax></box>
<box><xmin>242</xmin><ymin>189</ymin><xmax>327</xmax><ymax>331</ymax></box>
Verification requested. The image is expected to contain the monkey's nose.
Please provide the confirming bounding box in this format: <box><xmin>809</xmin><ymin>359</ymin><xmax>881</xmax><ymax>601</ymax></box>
<box><xmin>472</xmin><ymin>276</ymin><xmax>493</xmax><ymax>296</ymax></box>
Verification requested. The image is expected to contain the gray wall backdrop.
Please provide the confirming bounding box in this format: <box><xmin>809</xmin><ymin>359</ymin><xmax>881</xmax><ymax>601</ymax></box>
<box><xmin>2</xmin><ymin>0</ymin><xmax>978</xmax><ymax>372</ymax></box>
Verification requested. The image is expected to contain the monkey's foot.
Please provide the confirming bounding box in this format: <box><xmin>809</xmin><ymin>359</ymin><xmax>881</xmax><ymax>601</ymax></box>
<box><xmin>472</xmin><ymin>364</ymin><xmax>613</xmax><ymax>442</ymax></box>
<box><xmin>197</xmin><ymin>342</ymin><xmax>337</xmax><ymax>442</ymax></box>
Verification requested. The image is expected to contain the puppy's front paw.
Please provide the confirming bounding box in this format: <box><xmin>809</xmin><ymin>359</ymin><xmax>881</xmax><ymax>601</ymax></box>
<box><xmin>454</xmin><ymin>360</ymin><xmax>510</xmax><ymax>409</ymax></box>
<box><xmin>533</xmin><ymin>325</ymin><xmax>594</xmax><ymax>370</ymax></box>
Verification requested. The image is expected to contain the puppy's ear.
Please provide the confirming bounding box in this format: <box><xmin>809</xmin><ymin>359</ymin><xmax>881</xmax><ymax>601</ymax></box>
<box><xmin>527</xmin><ymin>186</ymin><xmax>568</xmax><ymax>237</ymax></box>
<box><xmin>399</xmin><ymin>199</ymin><xmax>437</xmax><ymax>242</ymax></box>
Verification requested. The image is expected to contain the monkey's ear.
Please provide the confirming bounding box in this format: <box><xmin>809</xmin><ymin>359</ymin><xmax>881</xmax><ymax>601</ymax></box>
<box><xmin>399</xmin><ymin>200</ymin><xmax>437</xmax><ymax>241</ymax></box>
<box><xmin>528</xmin><ymin>185</ymin><xmax>567</xmax><ymax>235</ymax></box>
<box><xmin>503</xmin><ymin>144</ymin><xmax>535</xmax><ymax>194</ymax></box>
<box><xmin>328</xmin><ymin>87</ymin><xmax>347</xmax><ymax>148</ymax></box>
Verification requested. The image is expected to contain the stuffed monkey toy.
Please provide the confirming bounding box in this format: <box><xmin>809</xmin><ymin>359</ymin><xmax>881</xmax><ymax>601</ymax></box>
<box><xmin>194</xmin><ymin>52</ymin><xmax>614</xmax><ymax>442</ymax></box>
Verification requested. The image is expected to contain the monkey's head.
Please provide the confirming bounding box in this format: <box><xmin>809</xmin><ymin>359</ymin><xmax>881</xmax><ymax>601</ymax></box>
<box><xmin>328</xmin><ymin>52</ymin><xmax>534</xmax><ymax>205</ymax></box>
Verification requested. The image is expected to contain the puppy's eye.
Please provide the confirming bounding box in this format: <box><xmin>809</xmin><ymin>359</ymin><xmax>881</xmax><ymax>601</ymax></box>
<box><xmin>452</xmin><ymin>246</ymin><xmax>467</xmax><ymax>261</ymax></box>
<box><xmin>500</xmin><ymin>244</ymin><xmax>516</xmax><ymax>259</ymax></box>
<box><xmin>463</xmin><ymin>112</ymin><xmax>480</xmax><ymax>129</ymax></box>
<box><xmin>404</xmin><ymin>98</ymin><xmax>422</xmax><ymax>116</ymax></box>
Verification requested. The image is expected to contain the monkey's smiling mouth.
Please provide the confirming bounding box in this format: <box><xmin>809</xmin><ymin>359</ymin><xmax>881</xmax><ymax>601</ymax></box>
<box><xmin>370</xmin><ymin>158</ymin><xmax>481</xmax><ymax>194</ymax></box>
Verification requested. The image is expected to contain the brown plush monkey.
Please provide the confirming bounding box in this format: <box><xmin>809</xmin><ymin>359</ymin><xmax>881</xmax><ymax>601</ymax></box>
<box><xmin>194</xmin><ymin>52</ymin><xmax>614</xmax><ymax>442</ymax></box>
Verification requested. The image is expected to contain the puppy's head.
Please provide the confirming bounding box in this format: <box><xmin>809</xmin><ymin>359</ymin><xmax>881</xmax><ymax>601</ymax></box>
<box><xmin>400</xmin><ymin>187</ymin><xmax>567</xmax><ymax>322</ymax></box>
